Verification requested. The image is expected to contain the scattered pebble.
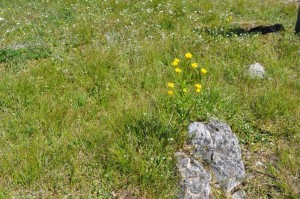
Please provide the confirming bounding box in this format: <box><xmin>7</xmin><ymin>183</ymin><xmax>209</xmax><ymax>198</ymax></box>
<box><xmin>255</xmin><ymin>161</ymin><xmax>264</xmax><ymax>167</ymax></box>
<box><xmin>248</xmin><ymin>63</ymin><xmax>266</xmax><ymax>79</ymax></box>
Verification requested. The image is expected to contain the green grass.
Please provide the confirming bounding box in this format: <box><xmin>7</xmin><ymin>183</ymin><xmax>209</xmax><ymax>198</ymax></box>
<box><xmin>0</xmin><ymin>0</ymin><xmax>299</xmax><ymax>198</ymax></box>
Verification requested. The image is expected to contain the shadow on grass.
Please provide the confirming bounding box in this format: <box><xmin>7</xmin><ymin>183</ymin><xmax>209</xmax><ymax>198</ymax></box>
<box><xmin>199</xmin><ymin>24</ymin><xmax>285</xmax><ymax>37</ymax></box>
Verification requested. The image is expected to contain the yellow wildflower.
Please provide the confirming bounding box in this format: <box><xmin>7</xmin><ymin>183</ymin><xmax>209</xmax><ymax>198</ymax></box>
<box><xmin>183</xmin><ymin>88</ymin><xmax>187</xmax><ymax>93</ymax></box>
<box><xmin>191</xmin><ymin>62</ymin><xmax>198</xmax><ymax>69</ymax></box>
<box><xmin>172</xmin><ymin>58</ymin><xmax>180</xmax><ymax>66</ymax></box>
<box><xmin>226</xmin><ymin>16</ymin><xmax>233</xmax><ymax>23</ymax></box>
<box><xmin>167</xmin><ymin>90</ymin><xmax>174</xmax><ymax>95</ymax></box>
<box><xmin>167</xmin><ymin>82</ymin><xmax>175</xmax><ymax>88</ymax></box>
<box><xmin>195</xmin><ymin>84</ymin><xmax>202</xmax><ymax>92</ymax></box>
<box><xmin>195</xmin><ymin>84</ymin><xmax>202</xmax><ymax>89</ymax></box>
<box><xmin>185</xmin><ymin>52</ymin><xmax>192</xmax><ymax>59</ymax></box>
<box><xmin>172</xmin><ymin>61</ymin><xmax>179</xmax><ymax>67</ymax></box>
<box><xmin>200</xmin><ymin>68</ymin><xmax>207</xmax><ymax>74</ymax></box>
<box><xmin>175</xmin><ymin>68</ymin><xmax>182</xmax><ymax>73</ymax></box>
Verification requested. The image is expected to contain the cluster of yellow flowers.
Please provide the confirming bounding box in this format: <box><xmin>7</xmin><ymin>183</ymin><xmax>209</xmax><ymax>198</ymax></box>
<box><xmin>171</xmin><ymin>53</ymin><xmax>207</xmax><ymax>75</ymax></box>
<box><xmin>167</xmin><ymin>52</ymin><xmax>208</xmax><ymax>96</ymax></box>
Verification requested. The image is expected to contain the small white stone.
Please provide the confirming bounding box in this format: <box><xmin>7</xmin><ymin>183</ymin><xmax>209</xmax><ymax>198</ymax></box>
<box><xmin>255</xmin><ymin>161</ymin><xmax>264</xmax><ymax>167</ymax></box>
<box><xmin>0</xmin><ymin>17</ymin><xmax>4</xmax><ymax>21</ymax></box>
<box><xmin>248</xmin><ymin>63</ymin><xmax>266</xmax><ymax>79</ymax></box>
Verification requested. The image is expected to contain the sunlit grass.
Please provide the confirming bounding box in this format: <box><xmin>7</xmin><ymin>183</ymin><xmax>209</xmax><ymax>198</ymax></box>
<box><xmin>0</xmin><ymin>0</ymin><xmax>299</xmax><ymax>198</ymax></box>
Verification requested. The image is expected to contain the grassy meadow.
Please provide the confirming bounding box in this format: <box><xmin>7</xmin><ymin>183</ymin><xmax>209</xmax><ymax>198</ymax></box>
<box><xmin>0</xmin><ymin>0</ymin><xmax>299</xmax><ymax>198</ymax></box>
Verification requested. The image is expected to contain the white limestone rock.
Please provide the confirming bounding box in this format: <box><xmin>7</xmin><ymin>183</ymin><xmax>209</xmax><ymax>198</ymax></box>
<box><xmin>188</xmin><ymin>120</ymin><xmax>245</xmax><ymax>192</ymax></box>
<box><xmin>175</xmin><ymin>152</ymin><xmax>211</xmax><ymax>199</ymax></box>
<box><xmin>248</xmin><ymin>63</ymin><xmax>266</xmax><ymax>79</ymax></box>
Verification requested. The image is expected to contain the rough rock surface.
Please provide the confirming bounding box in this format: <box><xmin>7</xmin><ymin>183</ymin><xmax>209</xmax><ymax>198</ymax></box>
<box><xmin>232</xmin><ymin>190</ymin><xmax>246</xmax><ymax>199</ymax></box>
<box><xmin>248</xmin><ymin>63</ymin><xmax>265</xmax><ymax>79</ymax></box>
<box><xmin>188</xmin><ymin>120</ymin><xmax>245</xmax><ymax>192</ymax></box>
<box><xmin>175</xmin><ymin>152</ymin><xmax>211</xmax><ymax>199</ymax></box>
<box><xmin>176</xmin><ymin>119</ymin><xmax>245</xmax><ymax>199</ymax></box>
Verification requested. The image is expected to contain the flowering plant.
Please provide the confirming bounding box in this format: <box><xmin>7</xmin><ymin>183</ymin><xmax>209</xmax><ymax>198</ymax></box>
<box><xmin>166</xmin><ymin>52</ymin><xmax>208</xmax><ymax>122</ymax></box>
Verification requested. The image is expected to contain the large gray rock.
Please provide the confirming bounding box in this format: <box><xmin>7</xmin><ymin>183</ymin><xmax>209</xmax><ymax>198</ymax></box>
<box><xmin>248</xmin><ymin>63</ymin><xmax>265</xmax><ymax>79</ymax></box>
<box><xmin>188</xmin><ymin>120</ymin><xmax>245</xmax><ymax>192</ymax></box>
<box><xmin>175</xmin><ymin>152</ymin><xmax>211</xmax><ymax>199</ymax></box>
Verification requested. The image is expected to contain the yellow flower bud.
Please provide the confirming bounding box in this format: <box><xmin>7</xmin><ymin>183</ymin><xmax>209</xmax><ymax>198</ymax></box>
<box><xmin>167</xmin><ymin>90</ymin><xmax>174</xmax><ymax>95</ymax></box>
<box><xmin>175</xmin><ymin>68</ymin><xmax>182</xmax><ymax>73</ymax></box>
<box><xmin>201</xmin><ymin>68</ymin><xmax>207</xmax><ymax>74</ymax></box>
